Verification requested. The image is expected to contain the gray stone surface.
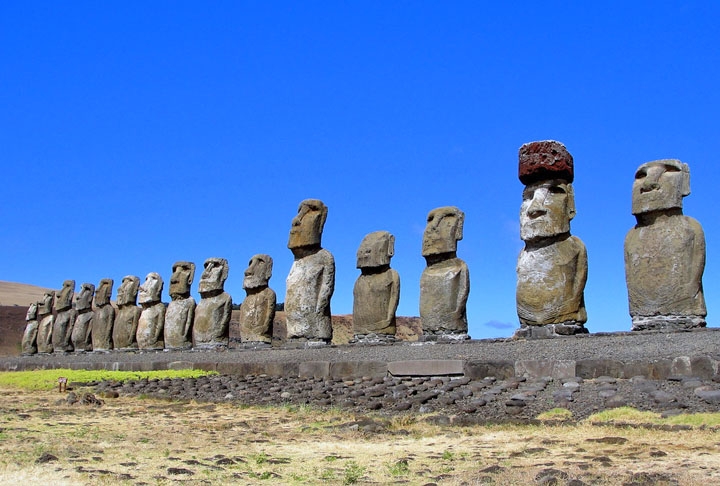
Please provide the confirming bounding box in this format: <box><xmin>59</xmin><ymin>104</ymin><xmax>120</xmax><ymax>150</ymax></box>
<box><xmin>137</xmin><ymin>272</ymin><xmax>165</xmax><ymax>350</ymax></box>
<box><xmin>21</xmin><ymin>302</ymin><xmax>38</xmax><ymax>355</ymax></box>
<box><xmin>71</xmin><ymin>283</ymin><xmax>95</xmax><ymax>352</ymax></box>
<box><xmin>239</xmin><ymin>254</ymin><xmax>275</xmax><ymax>343</ymax></box>
<box><xmin>388</xmin><ymin>359</ymin><xmax>465</xmax><ymax>376</ymax></box>
<box><xmin>113</xmin><ymin>276</ymin><xmax>141</xmax><ymax>350</ymax></box>
<box><xmin>92</xmin><ymin>279</ymin><xmax>114</xmax><ymax>351</ymax></box>
<box><xmin>52</xmin><ymin>280</ymin><xmax>76</xmax><ymax>353</ymax></box>
<box><xmin>165</xmin><ymin>262</ymin><xmax>196</xmax><ymax>350</ymax></box>
<box><xmin>36</xmin><ymin>291</ymin><xmax>55</xmax><ymax>354</ymax></box>
<box><xmin>193</xmin><ymin>258</ymin><xmax>232</xmax><ymax>349</ymax></box>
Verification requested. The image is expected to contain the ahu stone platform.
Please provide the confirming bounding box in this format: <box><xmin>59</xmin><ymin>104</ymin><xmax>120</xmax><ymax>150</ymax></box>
<box><xmin>3</xmin><ymin>328</ymin><xmax>720</xmax><ymax>381</ymax></box>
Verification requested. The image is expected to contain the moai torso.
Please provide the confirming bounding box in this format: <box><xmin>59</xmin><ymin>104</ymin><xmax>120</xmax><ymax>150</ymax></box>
<box><xmin>53</xmin><ymin>280</ymin><xmax>76</xmax><ymax>353</ymax></box>
<box><xmin>193</xmin><ymin>258</ymin><xmax>232</xmax><ymax>348</ymax></box>
<box><xmin>165</xmin><ymin>262</ymin><xmax>196</xmax><ymax>350</ymax></box>
<box><xmin>136</xmin><ymin>273</ymin><xmax>165</xmax><ymax>350</ymax></box>
<box><xmin>36</xmin><ymin>291</ymin><xmax>55</xmax><ymax>353</ymax></box>
<box><xmin>21</xmin><ymin>302</ymin><xmax>39</xmax><ymax>355</ymax></box>
<box><xmin>239</xmin><ymin>254</ymin><xmax>276</xmax><ymax>344</ymax></box>
<box><xmin>92</xmin><ymin>279</ymin><xmax>115</xmax><ymax>351</ymax></box>
<box><xmin>113</xmin><ymin>276</ymin><xmax>141</xmax><ymax>350</ymax></box>
<box><xmin>71</xmin><ymin>283</ymin><xmax>95</xmax><ymax>352</ymax></box>
<box><xmin>286</xmin><ymin>248</ymin><xmax>335</xmax><ymax>340</ymax></box>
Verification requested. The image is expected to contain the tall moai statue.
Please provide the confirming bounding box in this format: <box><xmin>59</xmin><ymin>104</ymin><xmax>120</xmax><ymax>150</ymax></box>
<box><xmin>36</xmin><ymin>291</ymin><xmax>55</xmax><ymax>353</ymax></box>
<box><xmin>193</xmin><ymin>257</ymin><xmax>232</xmax><ymax>349</ymax></box>
<box><xmin>419</xmin><ymin>207</ymin><xmax>470</xmax><ymax>339</ymax></box>
<box><xmin>137</xmin><ymin>272</ymin><xmax>165</xmax><ymax>350</ymax></box>
<box><xmin>113</xmin><ymin>275</ymin><xmax>141</xmax><ymax>350</ymax></box>
<box><xmin>285</xmin><ymin>199</ymin><xmax>335</xmax><ymax>343</ymax></box>
<box><xmin>239</xmin><ymin>254</ymin><xmax>276</xmax><ymax>345</ymax></box>
<box><xmin>53</xmin><ymin>280</ymin><xmax>77</xmax><ymax>353</ymax></box>
<box><xmin>71</xmin><ymin>283</ymin><xmax>95</xmax><ymax>352</ymax></box>
<box><xmin>515</xmin><ymin>140</ymin><xmax>588</xmax><ymax>338</ymax></box>
<box><xmin>92</xmin><ymin>279</ymin><xmax>115</xmax><ymax>351</ymax></box>
<box><xmin>353</xmin><ymin>231</ymin><xmax>400</xmax><ymax>342</ymax></box>
<box><xmin>21</xmin><ymin>302</ymin><xmax>39</xmax><ymax>355</ymax></box>
<box><xmin>624</xmin><ymin>159</ymin><xmax>707</xmax><ymax>330</ymax></box>
<box><xmin>164</xmin><ymin>261</ymin><xmax>196</xmax><ymax>350</ymax></box>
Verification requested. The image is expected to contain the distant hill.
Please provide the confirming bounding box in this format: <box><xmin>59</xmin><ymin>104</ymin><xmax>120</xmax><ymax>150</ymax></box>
<box><xmin>0</xmin><ymin>281</ymin><xmax>53</xmax><ymax>307</ymax></box>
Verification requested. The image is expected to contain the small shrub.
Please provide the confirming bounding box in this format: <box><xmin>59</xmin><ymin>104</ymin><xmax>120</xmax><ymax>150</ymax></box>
<box><xmin>343</xmin><ymin>461</ymin><xmax>365</xmax><ymax>485</ymax></box>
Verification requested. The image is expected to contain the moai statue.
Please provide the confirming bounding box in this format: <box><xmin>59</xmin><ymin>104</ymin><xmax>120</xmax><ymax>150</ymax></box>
<box><xmin>91</xmin><ymin>279</ymin><xmax>115</xmax><ymax>351</ymax></box>
<box><xmin>193</xmin><ymin>258</ymin><xmax>232</xmax><ymax>349</ymax></box>
<box><xmin>353</xmin><ymin>231</ymin><xmax>400</xmax><ymax>342</ymax></box>
<box><xmin>515</xmin><ymin>140</ymin><xmax>588</xmax><ymax>338</ymax></box>
<box><xmin>624</xmin><ymin>159</ymin><xmax>707</xmax><ymax>330</ymax></box>
<box><xmin>419</xmin><ymin>207</ymin><xmax>470</xmax><ymax>339</ymax></box>
<box><xmin>239</xmin><ymin>254</ymin><xmax>276</xmax><ymax>345</ymax></box>
<box><xmin>53</xmin><ymin>280</ymin><xmax>77</xmax><ymax>353</ymax></box>
<box><xmin>164</xmin><ymin>261</ymin><xmax>196</xmax><ymax>350</ymax></box>
<box><xmin>113</xmin><ymin>275</ymin><xmax>141</xmax><ymax>350</ymax></box>
<box><xmin>137</xmin><ymin>272</ymin><xmax>165</xmax><ymax>350</ymax></box>
<box><xmin>21</xmin><ymin>302</ymin><xmax>39</xmax><ymax>355</ymax></box>
<box><xmin>36</xmin><ymin>291</ymin><xmax>55</xmax><ymax>353</ymax></box>
<box><xmin>285</xmin><ymin>199</ymin><xmax>335</xmax><ymax>343</ymax></box>
<box><xmin>71</xmin><ymin>283</ymin><xmax>95</xmax><ymax>352</ymax></box>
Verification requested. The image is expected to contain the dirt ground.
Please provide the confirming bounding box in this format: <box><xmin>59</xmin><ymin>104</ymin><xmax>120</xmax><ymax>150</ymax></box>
<box><xmin>1</xmin><ymin>386</ymin><xmax>719</xmax><ymax>485</ymax></box>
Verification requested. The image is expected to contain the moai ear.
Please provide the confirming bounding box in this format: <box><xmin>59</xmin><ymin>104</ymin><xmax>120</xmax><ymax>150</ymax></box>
<box><xmin>454</xmin><ymin>212</ymin><xmax>465</xmax><ymax>241</ymax></box>
<box><xmin>187</xmin><ymin>262</ymin><xmax>196</xmax><ymax>285</ymax></box>
<box><xmin>566</xmin><ymin>184</ymin><xmax>577</xmax><ymax>220</ymax></box>
<box><xmin>387</xmin><ymin>234</ymin><xmax>395</xmax><ymax>258</ymax></box>
<box><xmin>681</xmin><ymin>163</ymin><xmax>691</xmax><ymax>197</ymax></box>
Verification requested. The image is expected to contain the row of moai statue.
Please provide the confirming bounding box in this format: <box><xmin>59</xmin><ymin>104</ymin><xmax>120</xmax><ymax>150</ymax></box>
<box><xmin>21</xmin><ymin>140</ymin><xmax>707</xmax><ymax>353</ymax></box>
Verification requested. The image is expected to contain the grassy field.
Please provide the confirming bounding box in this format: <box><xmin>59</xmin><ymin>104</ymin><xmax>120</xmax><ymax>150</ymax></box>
<box><xmin>0</xmin><ymin>371</ymin><xmax>719</xmax><ymax>485</ymax></box>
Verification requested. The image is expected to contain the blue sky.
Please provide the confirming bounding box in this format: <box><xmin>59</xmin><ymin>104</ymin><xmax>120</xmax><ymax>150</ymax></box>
<box><xmin>1</xmin><ymin>2</ymin><xmax>718</xmax><ymax>338</ymax></box>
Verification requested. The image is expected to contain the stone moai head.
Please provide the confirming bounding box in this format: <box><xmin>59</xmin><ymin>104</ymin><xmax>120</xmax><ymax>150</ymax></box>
<box><xmin>631</xmin><ymin>159</ymin><xmax>690</xmax><ymax>216</ymax></box>
<box><xmin>26</xmin><ymin>302</ymin><xmax>38</xmax><ymax>321</ymax></box>
<box><xmin>75</xmin><ymin>283</ymin><xmax>95</xmax><ymax>312</ymax></box>
<box><xmin>39</xmin><ymin>291</ymin><xmax>55</xmax><ymax>315</ymax></box>
<box><xmin>243</xmin><ymin>254</ymin><xmax>273</xmax><ymax>290</ymax></box>
<box><xmin>198</xmin><ymin>257</ymin><xmax>229</xmax><ymax>294</ymax></box>
<box><xmin>117</xmin><ymin>275</ymin><xmax>140</xmax><ymax>307</ymax></box>
<box><xmin>357</xmin><ymin>231</ymin><xmax>395</xmax><ymax>269</ymax></box>
<box><xmin>170</xmin><ymin>261</ymin><xmax>195</xmax><ymax>299</ymax></box>
<box><xmin>422</xmin><ymin>207</ymin><xmax>464</xmax><ymax>257</ymax></box>
<box><xmin>518</xmin><ymin>140</ymin><xmax>576</xmax><ymax>242</ymax></box>
<box><xmin>55</xmin><ymin>280</ymin><xmax>75</xmax><ymax>311</ymax></box>
<box><xmin>138</xmin><ymin>272</ymin><xmax>163</xmax><ymax>305</ymax></box>
<box><xmin>95</xmin><ymin>279</ymin><xmax>114</xmax><ymax>307</ymax></box>
<box><xmin>288</xmin><ymin>199</ymin><xmax>328</xmax><ymax>250</ymax></box>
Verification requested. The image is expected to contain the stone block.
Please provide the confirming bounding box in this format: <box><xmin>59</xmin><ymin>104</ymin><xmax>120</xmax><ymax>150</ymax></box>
<box><xmin>299</xmin><ymin>361</ymin><xmax>330</xmax><ymax>379</ymax></box>
<box><xmin>463</xmin><ymin>361</ymin><xmax>515</xmax><ymax>380</ymax></box>
<box><xmin>671</xmin><ymin>357</ymin><xmax>692</xmax><ymax>376</ymax></box>
<box><xmin>388</xmin><ymin>360</ymin><xmax>464</xmax><ymax>376</ymax></box>
<box><xmin>329</xmin><ymin>361</ymin><xmax>386</xmax><ymax>380</ymax></box>
<box><xmin>515</xmin><ymin>360</ymin><xmax>576</xmax><ymax>379</ymax></box>
<box><xmin>167</xmin><ymin>361</ymin><xmax>194</xmax><ymax>370</ymax></box>
<box><xmin>576</xmin><ymin>359</ymin><xmax>624</xmax><ymax>379</ymax></box>
<box><xmin>691</xmin><ymin>356</ymin><xmax>717</xmax><ymax>379</ymax></box>
<box><xmin>216</xmin><ymin>362</ymin><xmax>299</xmax><ymax>377</ymax></box>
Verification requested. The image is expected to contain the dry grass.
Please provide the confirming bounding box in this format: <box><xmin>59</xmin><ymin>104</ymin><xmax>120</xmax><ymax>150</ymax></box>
<box><xmin>1</xmin><ymin>387</ymin><xmax>719</xmax><ymax>485</ymax></box>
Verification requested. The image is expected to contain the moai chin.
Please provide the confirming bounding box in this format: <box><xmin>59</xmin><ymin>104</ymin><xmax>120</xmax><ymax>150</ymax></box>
<box><xmin>136</xmin><ymin>272</ymin><xmax>165</xmax><ymax>350</ymax></box>
<box><xmin>92</xmin><ymin>279</ymin><xmax>115</xmax><ymax>351</ymax></box>
<box><xmin>112</xmin><ymin>275</ymin><xmax>141</xmax><ymax>350</ymax></box>
<box><xmin>419</xmin><ymin>207</ymin><xmax>470</xmax><ymax>339</ymax></box>
<box><xmin>21</xmin><ymin>302</ymin><xmax>39</xmax><ymax>355</ymax></box>
<box><xmin>193</xmin><ymin>258</ymin><xmax>232</xmax><ymax>349</ymax></box>
<box><xmin>353</xmin><ymin>231</ymin><xmax>400</xmax><ymax>342</ymax></box>
<box><xmin>36</xmin><ymin>291</ymin><xmax>55</xmax><ymax>353</ymax></box>
<box><xmin>515</xmin><ymin>140</ymin><xmax>588</xmax><ymax>338</ymax></box>
<box><xmin>239</xmin><ymin>254</ymin><xmax>276</xmax><ymax>345</ymax></box>
<box><xmin>53</xmin><ymin>280</ymin><xmax>77</xmax><ymax>353</ymax></box>
<box><xmin>71</xmin><ymin>283</ymin><xmax>95</xmax><ymax>352</ymax></box>
<box><xmin>285</xmin><ymin>199</ymin><xmax>335</xmax><ymax>343</ymax></box>
<box><xmin>624</xmin><ymin>159</ymin><xmax>706</xmax><ymax>330</ymax></box>
<box><xmin>164</xmin><ymin>261</ymin><xmax>196</xmax><ymax>350</ymax></box>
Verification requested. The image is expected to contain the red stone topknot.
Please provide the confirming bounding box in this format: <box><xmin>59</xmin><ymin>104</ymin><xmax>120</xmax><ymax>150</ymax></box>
<box><xmin>518</xmin><ymin>140</ymin><xmax>574</xmax><ymax>185</ymax></box>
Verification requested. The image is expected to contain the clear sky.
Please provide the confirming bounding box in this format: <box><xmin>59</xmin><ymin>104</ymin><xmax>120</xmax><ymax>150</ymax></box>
<box><xmin>2</xmin><ymin>2</ymin><xmax>718</xmax><ymax>338</ymax></box>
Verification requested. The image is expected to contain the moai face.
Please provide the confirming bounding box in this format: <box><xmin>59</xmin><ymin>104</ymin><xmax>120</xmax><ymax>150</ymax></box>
<box><xmin>170</xmin><ymin>261</ymin><xmax>195</xmax><ymax>299</ymax></box>
<box><xmin>26</xmin><ymin>302</ymin><xmax>38</xmax><ymax>321</ymax></box>
<box><xmin>75</xmin><ymin>283</ymin><xmax>95</xmax><ymax>312</ymax></box>
<box><xmin>198</xmin><ymin>258</ymin><xmax>229</xmax><ymax>293</ymax></box>
<box><xmin>357</xmin><ymin>231</ymin><xmax>394</xmax><ymax>268</ymax></box>
<box><xmin>117</xmin><ymin>275</ymin><xmax>140</xmax><ymax>306</ymax></box>
<box><xmin>139</xmin><ymin>272</ymin><xmax>163</xmax><ymax>304</ymax></box>
<box><xmin>243</xmin><ymin>254</ymin><xmax>273</xmax><ymax>290</ymax></box>
<box><xmin>631</xmin><ymin>159</ymin><xmax>690</xmax><ymax>215</ymax></box>
<box><xmin>56</xmin><ymin>280</ymin><xmax>75</xmax><ymax>311</ymax></box>
<box><xmin>288</xmin><ymin>199</ymin><xmax>328</xmax><ymax>249</ymax></box>
<box><xmin>520</xmin><ymin>180</ymin><xmax>575</xmax><ymax>242</ymax></box>
<box><xmin>39</xmin><ymin>291</ymin><xmax>54</xmax><ymax>315</ymax></box>
<box><xmin>422</xmin><ymin>207</ymin><xmax>464</xmax><ymax>257</ymax></box>
<box><xmin>95</xmin><ymin>279</ymin><xmax>113</xmax><ymax>307</ymax></box>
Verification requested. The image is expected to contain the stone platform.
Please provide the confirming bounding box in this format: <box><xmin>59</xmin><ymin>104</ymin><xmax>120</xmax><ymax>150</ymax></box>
<box><xmin>2</xmin><ymin>328</ymin><xmax>720</xmax><ymax>381</ymax></box>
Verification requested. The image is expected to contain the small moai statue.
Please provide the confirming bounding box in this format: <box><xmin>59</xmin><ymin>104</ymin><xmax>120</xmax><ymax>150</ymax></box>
<box><xmin>112</xmin><ymin>275</ymin><xmax>141</xmax><ymax>350</ymax></box>
<box><xmin>353</xmin><ymin>231</ymin><xmax>400</xmax><ymax>342</ymax></box>
<box><xmin>91</xmin><ymin>279</ymin><xmax>115</xmax><ymax>351</ymax></box>
<box><xmin>53</xmin><ymin>280</ymin><xmax>77</xmax><ymax>353</ymax></box>
<box><xmin>419</xmin><ymin>207</ymin><xmax>470</xmax><ymax>340</ymax></box>
<box><xmin>137</xmin><ymin>272</ymin><xmax>165</xmax><ymax>350</ymax></box>
<box><xmin>239</xmin><ymin>254</ymin><xmax>276</xmax><ymax>345</ymax></box>
<box><xmin>36</xmin><ymin>291</ymin><xmax>55</xmax><ymax>353</ymax></box>
<box><xmin>71</xmin><ymin>283</ymin><xmax>95</xmax><ymax>352</ymax></box>
<box><xmin>515</xmin><ymin>140</ymin><xmax>588</xmax><ymax>338</ymax></box>
<box><xmin>164</xmin><ymin>261</ymin><xmax>196</xmax><ymax>350</ymax></box>
<box><xmin>285</xmin><ymin>199</ymin><xmax>335</xmax><ymax>343</ymax></box>
<box><xmin>193</xmin><ymin>258</ymin><xmax>232</xmax><ymax>349</ymax></box>
<box><xmin>624</xmin><ymin>159</ymin><xmax>707</xmax><ymax>330</ymax></box>
<box><xmin>21</xmin><ymin>302</ymin><xmax>39</xmax><ymax>355</ymax></box>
